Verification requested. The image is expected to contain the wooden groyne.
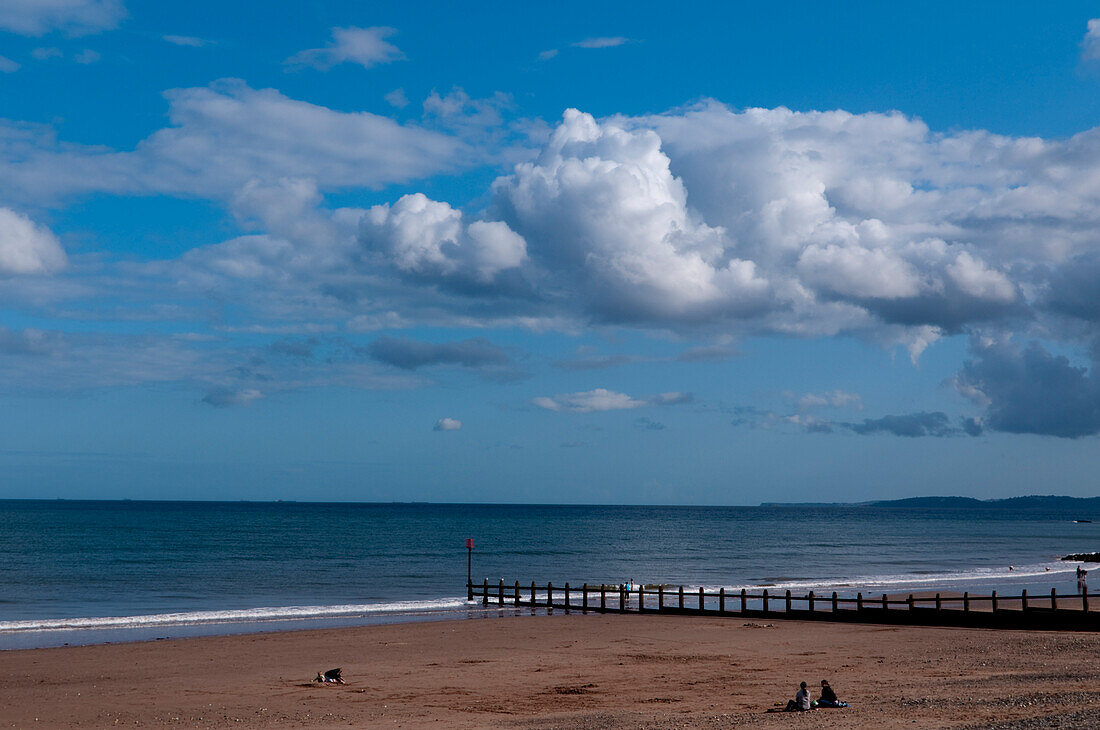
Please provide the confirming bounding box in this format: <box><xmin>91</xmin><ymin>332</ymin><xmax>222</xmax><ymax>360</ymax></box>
<box><xmin>469</xmin><ymin>579</ymin><xmax>1100</xmax><ymax>631</ymax></box>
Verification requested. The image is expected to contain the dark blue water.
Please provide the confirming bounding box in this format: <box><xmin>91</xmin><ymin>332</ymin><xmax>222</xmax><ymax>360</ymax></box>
<box><xmin>1</xmin><ymin>500</ymin><xmax>1097</xmax><ymax>648</ymax></box>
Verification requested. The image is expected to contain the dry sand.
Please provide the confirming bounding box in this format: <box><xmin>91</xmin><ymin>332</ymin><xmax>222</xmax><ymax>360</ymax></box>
<box><xmin>1</xmin><ymin>612</ymin><xmax>1098</xmax><ymax>729</ymax></box>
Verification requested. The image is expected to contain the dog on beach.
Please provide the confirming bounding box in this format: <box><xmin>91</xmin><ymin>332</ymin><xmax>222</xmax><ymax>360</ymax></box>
<box><xmin>314</xmin><ymin>668</ymin><xmax>345</xmax><ymax>684</ymax></box>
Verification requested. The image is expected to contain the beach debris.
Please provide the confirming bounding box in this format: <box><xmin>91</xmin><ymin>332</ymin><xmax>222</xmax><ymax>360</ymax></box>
<box><xmin>742</xmin><ymin>622</ymin><xmax>776</xmax><ymax>629</ymax></box>
<box><xmin>314</xmin><ymin>668</ymin><xmax>345</xmax><ymax>684</ymax></box>
<box><xmin>551</xmin><ymin>683</ymin><xmax>596</xmax><ymax>695</ymax></box>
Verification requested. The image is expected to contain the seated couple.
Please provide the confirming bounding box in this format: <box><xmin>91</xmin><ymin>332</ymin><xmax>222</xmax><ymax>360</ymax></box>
<box><xmin>784</xmin><ymin>679</ymin><xmax>848</xmax><ymax>710</ymax></box>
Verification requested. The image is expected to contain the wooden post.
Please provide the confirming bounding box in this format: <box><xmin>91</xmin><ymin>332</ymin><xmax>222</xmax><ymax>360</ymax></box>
<box><xmin>963</xmin><ymin>592</ymin><xmax>969</xmax><ymax>612</ymax></box>
<box><xmin>583</xmin><ymin>583</ymin><xmax>589</xmax><ymax>611</ymax></box>
<box><xmin>991</xmin><ymin>590</ymin><xmax>998</xmax><ymax>612</ymax></box>
<box><xmin>1021</xmin><ymin>589</ymin><xmax>1028</xmax><ymax>611</ymax></box>
<box><xmin>600</xmin><ymin>584</ymin><xmax>606</xmax><ymax>612</ymax></box>
<box><xmin>907</xmin><ymin>594</ymin><xmax>914</xmax><ymax>611</ymax></box>
<box><xmin>699</xmin><ymin>587</ymin><xmax>705</xmax><ymax>611</ymax></box>
<box><xmin>762</xmin><ymin>589</ymin><xmax>769</xmax><ymax>613</ymax></box>
<box><xmin>658</xmin><ymin>585</ymin><xmax>664</xmax><ymax>611</ymax></box>
<box><xmin>857</xmin><ymin>592</ymin><xmax>863</xmax><ymax>611</ymax></box>
<box><xmin>482</xmin><ymin>578</ymin><xmax>489</xmax><ymax>606</ymax></box>
<box><xmin>467</xmin><ymin>540</ymin><xmax>473</xmax><ymax>600</ymax></box>
<box><xmin>935</xmin><ymin>593</ymin><xmax>941</xmax><ymax>612</ymax></box>
<box><xmin>719</xmin><ymin>588</ymin><xmax>726</xmax><ymax>613</ymax></box>
<box><xmin>882</xmin><ymin>593</ymin><xmax>888</xmax><ymax>610</ymax></box>
<box><xmin>741</xmin><ymin>588</ymin><xmax>747</xmax><ymax>612</ymax></box>
<box><xmin>619</xmin><ymin>585</ymin><xmax>625</xmax><ymax>611</ymax></box>
<box><xmin>531</xmin><ymin>581</ymin><xmax>537</xmax><ymax>604</ymax></box>
<box><xmin>832</xmin><ymin>591</ymin><xmax>838</xmax><ymax>612</ymax></box>
<box><xmin>564</xmin><ymin>582</ymin><xmax>570</xmax><ymax>609</ymax></box>
<box><xmin>1083</xmin><ymin>589</ymin><xmax>1089</xmax><ymax>612</ymax></box>
<box><xmin>638</xmin><ymin>585</ymin><xmax>644</xmax><ymax>612</ymax></box>
<box><xmin>547</xmin><ymin>582</ymin><xmax>553</xmax><ymax>608</ymax></box>
<box><xmin>515</xmin><ymin>580</ymin><xmax>520</xmax><ymax>606</ymax></box>
<box><xmin>498</xmin><ymin>578</ymin><xmax>504</xmax><ymax>606</ymax></box>
<box><xmin>678</xmin><ymin>585</ymin><xmax>684</xmax><ymax>609</ymax></box>
<box><xmin>1051</xmin><ymin>588</ymin><xmax>1057</xmax><ymax>610</ymax></box>
<box><xmin>808</xmin><ymin>590</ymin><xmax>814</xmax><ymax>612</ymax></box>
<box><xmin>785</xmin><ymin>590</ymin><xmax>792</xmax><ymax>612</ymax></box>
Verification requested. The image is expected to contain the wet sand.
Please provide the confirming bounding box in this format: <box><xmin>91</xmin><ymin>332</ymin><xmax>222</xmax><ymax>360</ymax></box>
<box><xmin>1</xmin><ymin>612</ymin><xmax>1098</xmax><ymax>728</ymax></box>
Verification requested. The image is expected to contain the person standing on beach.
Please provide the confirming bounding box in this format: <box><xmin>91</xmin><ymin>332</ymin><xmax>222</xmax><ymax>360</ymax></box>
<box><xmin>1078</xmin><ymin>566</ymin><xmax>1088</xmax><ymax>594</ymax></box>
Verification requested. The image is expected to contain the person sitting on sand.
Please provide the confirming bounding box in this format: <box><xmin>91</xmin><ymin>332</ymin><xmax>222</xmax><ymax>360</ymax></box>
<box><xmin>816</xmin><ymin>679</ymin><xmax>848</xmax><ymax>708</ymax></box>
<box><xmin>784</xmin><ymin>681</ymin><xmax>812</xmax><ymax>711</ymax></box>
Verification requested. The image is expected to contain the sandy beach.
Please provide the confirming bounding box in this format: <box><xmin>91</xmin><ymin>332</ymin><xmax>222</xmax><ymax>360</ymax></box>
<box><xmin>1</xmin><ymin>612</ymin><xmax>1098</xmax><ymax>729</ymax></box>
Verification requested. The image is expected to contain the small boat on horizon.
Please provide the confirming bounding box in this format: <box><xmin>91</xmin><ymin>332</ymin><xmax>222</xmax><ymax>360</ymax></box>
<box><xmin>1074</xmin><ymin>519</ymin><xmax>1093</xmax><ymax>523</ymax></box>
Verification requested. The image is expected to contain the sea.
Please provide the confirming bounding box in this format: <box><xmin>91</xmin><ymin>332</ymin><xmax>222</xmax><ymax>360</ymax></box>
<box><xmin>1</xmin><ymin>499</ymin><xmax>1097</xmax><ymax>650</ymax></box>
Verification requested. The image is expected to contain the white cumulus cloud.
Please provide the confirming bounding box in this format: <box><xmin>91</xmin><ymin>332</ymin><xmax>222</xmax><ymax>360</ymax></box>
<box><xmin>360</xmin><ymin>193</ymin><xmax>526</xmax><ymax>284</ymax></box>
<box><xmin>434</xmin><ymin>417</ymin><xmax>462</xmax><ymax>431</ymax></box>
<box><xmin>0</xmin><ymin>208</ymin><xmax>67</xmax><ymax>275</ymax></box>
<box><xmin>492</xmin><ymin>109</ymin><xmax>770</xmax><ymax>323</ymax></box>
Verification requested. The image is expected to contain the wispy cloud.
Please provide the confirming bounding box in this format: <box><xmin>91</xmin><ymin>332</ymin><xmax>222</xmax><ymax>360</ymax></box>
<box><xmin>840</xmin><ymin>411</ymin><xmax>963</xmax><ymax>438</ymax></box>
<box><xmin>384</xmin><ymin>88</ymin><xmax>409</xmax><ymax>108</ymax></box>
<box><xmin>434</xmin><ymin>417</ymin><xmax>462</xmax><ymax>431</ymax></box>
<box><xmin>163</xmin><ymin>35</ymin><xmax>211</xmax><ymax>47</ymax></box>
<box><xmin>0</xmin><ymin>55</ymin><xmax>18</xmax><ymax>73</ymax></box>
<box><xmin>572</xmin><ymin>37</ymin><xmax>633</xmax><ymax>49</ymax></box>
<box><xmin>534</xmin><ymin>388</ymin><xmax>645</xmax><ymax>413</ymax></box>
<box><xmin>534</xmin><ymin>389</ymin><xmax>693</xmax><ymax>413</ymax></box>
<box><xmin>0</xmin><ymin>0</ymin><xmax>126</xmax><ymax>37</ymax></box>
<box><xmin>1083</xmin><ymin>19</ymin><xmax>1100</xmax><ymax>62</ymax></box>
<box><xmin>202</xmin><ymin>386</ymin><xmax>264</xmax><ymax>408</ymax></box>
<box><xmin>285</xmin><ymin>26</ymin><xmax>404</xmax><ymax>71</ymax></box>
<box><xmin>539</xmin><ymin>36</ymin><xmax>633</xmax><ymax>61</ymax></box>
<box><xmin>795</xmin><ymin>390</ymin><xmax>863</xmax><ymax>411</ymax></box>
<box><xmin>366</xmin><ymin>336</ymin><xmax>509</xmax><ymax>371</ymax></box>
<box><xmin>74</xmin><ymin>48</ymin><xmax>100</xmax><ymax>64</ymax></box>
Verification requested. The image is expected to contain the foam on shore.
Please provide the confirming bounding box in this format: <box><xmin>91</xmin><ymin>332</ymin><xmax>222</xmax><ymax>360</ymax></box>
<box><xmin>0</xmin><ymin>597</ymin><xmax>470</xmax><ymax>633</ymax></box>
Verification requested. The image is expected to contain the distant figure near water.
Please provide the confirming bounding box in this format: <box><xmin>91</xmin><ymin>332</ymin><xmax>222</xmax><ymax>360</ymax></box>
<box><xmin>1078</xmin><ymin>566</ymin><xmax>1088</xmax><ymax>593</ymax></box>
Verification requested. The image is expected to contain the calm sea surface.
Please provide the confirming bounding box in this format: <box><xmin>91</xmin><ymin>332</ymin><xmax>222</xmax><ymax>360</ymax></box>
<box><xmin>1</xmin><ymin>500</ymin><xmax>1097</xmax><ymax>648</ymax></box>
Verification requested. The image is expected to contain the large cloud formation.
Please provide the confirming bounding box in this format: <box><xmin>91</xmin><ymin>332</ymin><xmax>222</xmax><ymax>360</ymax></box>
<box><xmin>8</xmin><ymin>95</ymin><xmax>1100</xmax><ymax>434</ymax></box>
<box><xmin>354</xmin><ymin>106</ymin><xmax>1071</xmax><ymax>355</ymax></box>
<box><xmin>349</xmin><ymin>104</ymin><xmax>1100</xmax><ymax>435</ymax></box>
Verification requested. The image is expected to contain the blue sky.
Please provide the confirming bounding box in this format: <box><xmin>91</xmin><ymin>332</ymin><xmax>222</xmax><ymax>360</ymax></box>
<box><xmin>1</xmin><ymin>1</ymin><xmax>1100</xmax><ymax>503</ymax></box>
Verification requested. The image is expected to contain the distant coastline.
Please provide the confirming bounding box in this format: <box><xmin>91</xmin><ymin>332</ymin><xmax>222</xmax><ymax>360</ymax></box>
<box><xmin>760</xmin><ymin>495</ymin><xmax>1100</xmax><ymax>509</ymax></box>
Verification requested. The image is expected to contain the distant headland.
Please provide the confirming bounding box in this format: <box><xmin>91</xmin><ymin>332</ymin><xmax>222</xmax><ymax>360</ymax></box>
<box><xmin>760</xmin><ymin>495</ymin><xmax>1100</xmax><ymax>509</ymax></box>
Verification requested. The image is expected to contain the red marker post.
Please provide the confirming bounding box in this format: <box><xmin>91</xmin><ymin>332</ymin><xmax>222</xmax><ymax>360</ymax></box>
<box><xmin>466</xmin><ymin>538</ymin><xmax>475</xmax><ymax>600</ymax></box>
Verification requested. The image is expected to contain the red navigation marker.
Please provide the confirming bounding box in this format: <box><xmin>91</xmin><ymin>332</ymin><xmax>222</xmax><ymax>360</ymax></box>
<box><xmin>466</xmin><ymin>538</ymin><xmax>474</xmax><ymax>549</ymax></box>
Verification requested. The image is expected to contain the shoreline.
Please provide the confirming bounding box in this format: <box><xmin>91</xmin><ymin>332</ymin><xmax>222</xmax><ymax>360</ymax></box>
<box><xmin>1</xmin><ymin>566</ymin><xmax>1088</xmax><ymax>651</ymax></box>
<box><xmin>1</xmin><ymin>612</ymin><xmax>1098</xmax><ymax>728</ymax></box>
